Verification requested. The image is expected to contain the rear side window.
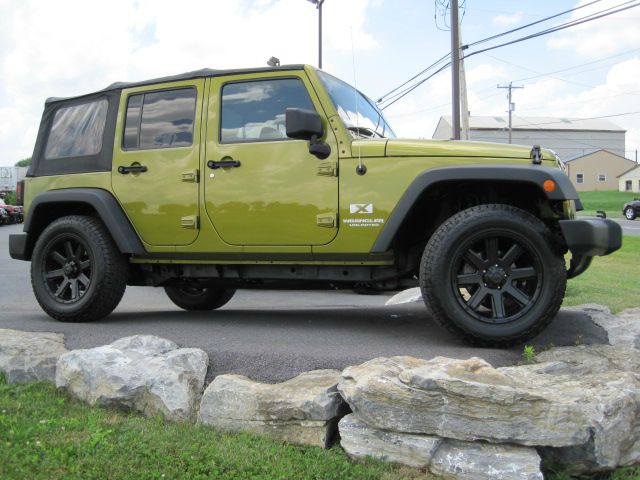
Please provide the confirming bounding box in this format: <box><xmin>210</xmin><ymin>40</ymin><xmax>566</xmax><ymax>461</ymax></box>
<box><xmin>220</xmin><ymin>78</ymin><xmax>315</xmax><ymax>143</ymax></box>
<box><xmin>123</xmin><ymin>88</ymin><xmax>196</xmax><ymax>150</ymax></box>
<box><xmin>44</xmin><ymin>100</ymin><xmax>108</xmax><ymax>159</ymax></box>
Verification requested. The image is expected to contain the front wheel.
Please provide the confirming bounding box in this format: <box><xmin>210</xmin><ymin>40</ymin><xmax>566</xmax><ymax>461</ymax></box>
<box><xmin>420</xmin><ymin>204</ymin><xmax>566</xmax><ymax>347</ymax></box>
<box><xmin>625</xmin><ymin>207</ymin><xmax>636</xmax><ymax>220</ymax></box>
<box><xmin>164</xmin><ymin>285</ymin><xmax>236</xmax><ymax>311</ymax></box>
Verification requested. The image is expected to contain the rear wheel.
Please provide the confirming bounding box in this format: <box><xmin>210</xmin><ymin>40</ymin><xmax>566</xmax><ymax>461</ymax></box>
<box><xmin>31</xmin><ymin>215</ymin><xmax>128</xmax><ymax>322</ymax></box>
<box><xmin>164</xmin><ymin>285</ymin><xmax>236</xmax><ymax>311</ymax></box>
<box><xmin>625</xmin><ymin>207</ymin><xmax>636</xmax><ymax>220</ymax></box>
<box><xmin>420</xmin><ymin>204</ymin><xmax>566</xmax><ymax>346</ymax></box>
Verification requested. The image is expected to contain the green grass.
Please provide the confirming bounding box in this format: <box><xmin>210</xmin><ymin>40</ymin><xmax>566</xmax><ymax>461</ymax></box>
<box><xmin>577</xmin><ymin>190</ymin><xmax>638</xmax><ymax>218</ymax></box>
<box><xmin>0</xmin><ymin>373</ymin><xmax>425</xmax><ymax>480</ymax></box>
<box><xmin>563</xmin><ymin>235</ymin><xmax>640</xmax><ymax>313</ymax></box>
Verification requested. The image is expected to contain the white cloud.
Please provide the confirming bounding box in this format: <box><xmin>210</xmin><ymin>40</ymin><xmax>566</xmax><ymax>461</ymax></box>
<box><xmin>547</xmin><ymin>0</ymin><xmax>640</xmax><ymax>57</ymax></box>
<box><xmin>492</xmin><ymin>11</ymin><xmax>523</xmax><ymax>27</ymax></box>
<box><xmin>465</xmin><ymin>63</ymin><xmax>505</xmax><ymax>85</ymax></box>
<box><xmin>0</xmin><ymin>0</ymin><xmax>379</xmax><ymax>162</ymax></box>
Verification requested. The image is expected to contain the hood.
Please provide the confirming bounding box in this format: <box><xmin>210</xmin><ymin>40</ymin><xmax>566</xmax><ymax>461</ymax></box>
<box><xmin>351</xmin><ymin>138</ymin><xmax>557</xmax><ymax>162</ymax></box>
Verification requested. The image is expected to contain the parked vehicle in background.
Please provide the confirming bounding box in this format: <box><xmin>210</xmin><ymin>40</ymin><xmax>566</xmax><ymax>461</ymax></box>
<box><xmin>0</xmin><ymin>199</ymin><xmax>23</xmax><ymax>224</ymax></box>
<box><xmin>9</xmin><ymin>64</ymin><xmax>622</xmax><ymax>346</ymax></box>
<box><xmin>0</xmin><ymin>208</ymin><xmax>8</xmax><ymax>226</ymax></box>
<box><xmin>623</xmin><ymin>198</ymin><xmax>640</xmax><ymax>220</ymax></box>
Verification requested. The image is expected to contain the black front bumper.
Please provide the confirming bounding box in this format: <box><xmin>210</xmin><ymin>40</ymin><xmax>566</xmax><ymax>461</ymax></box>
<box><xmin>559</xmin><ymin>218</ymin><xmax>622</xmax><ymax>257</ymax></box>
<box><xmin>9</xmin><ymin>234</ymin><xmax>28</xmax><ymax>261</ymax></box>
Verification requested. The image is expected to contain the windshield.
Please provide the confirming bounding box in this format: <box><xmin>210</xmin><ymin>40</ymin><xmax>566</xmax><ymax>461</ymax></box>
<box><xmin>317</xmin><ymin>71</ymin><xmax>395</xmax><ymax>139</ymax></box>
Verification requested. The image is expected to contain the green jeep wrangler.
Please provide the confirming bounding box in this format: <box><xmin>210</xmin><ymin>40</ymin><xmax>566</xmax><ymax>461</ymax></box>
<box><xmin>9</xmin><ymin>64</ymin><xmax>622</xmax><ymax>346</ymax></box>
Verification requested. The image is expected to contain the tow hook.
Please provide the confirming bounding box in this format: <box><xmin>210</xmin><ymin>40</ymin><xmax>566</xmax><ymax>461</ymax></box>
<box><xmin>567</xmin><ymin>255</ymin><xmax>592</xmax><ymax>279</ymax></box>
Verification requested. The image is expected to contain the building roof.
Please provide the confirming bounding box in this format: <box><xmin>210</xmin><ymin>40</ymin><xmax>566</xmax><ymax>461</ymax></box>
<box><xmin>46</xmin><ymin>64</ymin><xmax>307</xmax><ymax>104</ymax></box>
<box><xmin>438</xmin><ymin>115</ymin><xmax>625</xmax><ymax>132</ymax></box>
<box><xmin>617</xmin><ymin>163</ymin><xmax>640</xmax><ymax>178</ymax></box>
<box><xmin>563</xmin><ymin>149</ymin><xmax>636</xmax><ymax>164</ymax></box>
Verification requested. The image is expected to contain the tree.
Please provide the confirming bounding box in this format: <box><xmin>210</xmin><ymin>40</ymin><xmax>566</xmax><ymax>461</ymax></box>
<box><xmin>15</xmin><ymin>157</ymin><xmax>31</xmax><ymax>167</ymax></box>
<box><xmin>3</xmin><ymin>191</ymin><xmax>17</xmax><ymax>205</ymax></box>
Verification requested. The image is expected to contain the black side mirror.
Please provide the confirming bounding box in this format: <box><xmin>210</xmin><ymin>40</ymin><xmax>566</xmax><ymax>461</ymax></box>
<box><xmin>286</xmin><ymin>108</ymin><xmax>331</xmax><ymax>160</ymax></box>
<box><xmin>286</xmin><ymin>108</ymin><xmax>324</xmax><ymax>140</ymax></box>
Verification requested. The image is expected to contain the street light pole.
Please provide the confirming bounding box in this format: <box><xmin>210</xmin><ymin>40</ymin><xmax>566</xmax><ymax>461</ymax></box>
<box><xmin>307</xmin><ymin>0</ymin><xmax>325</xmax><ymax>69</ymax></box>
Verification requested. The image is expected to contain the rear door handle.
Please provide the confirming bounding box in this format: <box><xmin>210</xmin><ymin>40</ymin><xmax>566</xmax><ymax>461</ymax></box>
<box><xmin>207</xmin><ymin>160</ymin><xmax>241</xmax><ymax>169</ymax></box>
<box><xmin>118</xmin><ymin>165</ymin><xmax>148</xmax><ymax>174</ymax></box>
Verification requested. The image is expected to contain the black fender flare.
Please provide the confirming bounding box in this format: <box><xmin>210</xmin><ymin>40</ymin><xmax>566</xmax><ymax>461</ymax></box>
<box><xmin>24</xmin><ymin>188</ymin><xmax>145</xmax><ymax>256</ymax></box>
<box><xmin>371</xmin><ymin>165</ymin><xmax>580</xmax><ymax>253</ymax></box>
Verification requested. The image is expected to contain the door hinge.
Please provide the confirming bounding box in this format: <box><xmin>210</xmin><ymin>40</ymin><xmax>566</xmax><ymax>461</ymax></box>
<box><xmin>317</xmin><ymin>162</ymin><xmax>338</xmax><ymax>177</ymax></box>
<box><xmin>316</xmin><ymin>212</ymin><xmax>337</xmax><ymax>228</ymax></box>
<box><xmin>181</xmin><ymin>169</ymin><xmax>199</xmax><ymax>183</ymax></box>
<box><xmin>181</xmin><ymin>215</ymin><xmax>199</xmax><ymax>229</ymax></box>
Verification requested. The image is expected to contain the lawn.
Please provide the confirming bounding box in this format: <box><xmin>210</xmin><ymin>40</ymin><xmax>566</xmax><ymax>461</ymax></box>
<box><xmin>576</xmin><ymin>190</ymin><xmax>638</xmax><ymax>218</ymax></box>
<box><xmin>563</xmin><ymin>235</ymin><xmax>640</xmax><ymax>313</ymax></box>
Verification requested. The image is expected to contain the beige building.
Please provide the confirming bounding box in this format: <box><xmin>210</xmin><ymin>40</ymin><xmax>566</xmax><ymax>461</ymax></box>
<box><xmin>564</xmin><ymin>150</ymin><xmax>636</xmax><ymax>192</ymax></box>
<box><xmin>618</xmin><ymin>164</ymin><xmax>640</xmax><ymax>193</ymax></box>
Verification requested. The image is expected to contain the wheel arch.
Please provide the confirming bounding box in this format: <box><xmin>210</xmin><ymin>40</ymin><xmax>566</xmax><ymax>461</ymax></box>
<box><xmin>371</xmin><ymin>165</ymin><xmax>580</xmax><ymax>254</ymax></box>
<box><xmin>22</xmin><ymin>188</ymin><xmax>145</xmax><ymax>260</ymax></box>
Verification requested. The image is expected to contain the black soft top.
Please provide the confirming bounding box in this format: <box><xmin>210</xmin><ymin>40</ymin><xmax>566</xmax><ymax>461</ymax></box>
<box><xmin>45</xmin><ymin>64</ymin><xmax>307</xmax><ymax>104</ymax></box>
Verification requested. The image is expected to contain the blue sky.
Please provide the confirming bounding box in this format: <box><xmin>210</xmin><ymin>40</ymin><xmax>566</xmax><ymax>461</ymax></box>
<box><xmin>0</xmin><ymin>0</ymin><xmax>638</xmax><ymax>162</ymax></box>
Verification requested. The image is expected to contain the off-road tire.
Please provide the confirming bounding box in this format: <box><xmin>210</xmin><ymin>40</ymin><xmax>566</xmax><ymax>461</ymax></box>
<box><xmin>164</xmin><ymin>286</ymin><xmax>236</xmax><ymax>311</ymax></box>
<box><xmin>31</xmin><ymin>215</ymin><xmax>128</xmax><ymax>322</ymax></box>
<box><xmin>625</xmin><ymin>207</ymin><xmax>636</xmax><ymax>220</ymax></box>
<box><xmin>420</xmin><ymin>204</ymin><xmax>566</xmax><ymax>347</ymax></box>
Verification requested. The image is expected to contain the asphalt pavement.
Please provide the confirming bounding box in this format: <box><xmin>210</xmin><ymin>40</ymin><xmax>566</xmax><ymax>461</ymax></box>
<box><xmin>0</xmin><ymin>223</ymin><xmax>608</xmax><ymax>383</ymax></box>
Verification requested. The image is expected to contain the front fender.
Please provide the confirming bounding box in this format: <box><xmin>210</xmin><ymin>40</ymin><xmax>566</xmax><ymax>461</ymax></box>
<box><xmin>371</xmin><ymin>165</ymin><xmax>580</xmax><ymax>253</ymax></box>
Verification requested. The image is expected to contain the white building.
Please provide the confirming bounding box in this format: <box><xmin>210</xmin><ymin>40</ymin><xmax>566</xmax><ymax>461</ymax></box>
<box><xmin>619</xmin><ymin>164</ymin><xmax>640</xmax><ymax>193</ymax></box>
<box><xmin>0</xmin><ymin>166</ymin><xmax>28</xmax><ymax>192</ymax></box>
<box><xmin>433</xmin><ymin>115</ymin><xmax>626</xmax><ymax>161</ymax></box>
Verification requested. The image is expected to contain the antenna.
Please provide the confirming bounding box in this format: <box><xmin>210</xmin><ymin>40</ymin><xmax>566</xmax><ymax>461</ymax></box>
<box><xmin>351</xmin><ymin>27</ymin><xmax>366</xmax><ymax>175</ymax></box>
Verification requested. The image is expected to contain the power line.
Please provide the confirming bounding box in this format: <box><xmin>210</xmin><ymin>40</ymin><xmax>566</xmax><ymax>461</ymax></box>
<box><xmin>464</xmin><ymin>1</ymin><xmax>640</xmax><ymax>60</ymax></box>
<box><xmin>378</xmin><ymin>1</ymin><xmax>640</xmax><ymax>109</ymax></box>
<box><xmin>486</xmin><ymin>52</ymin><xmax>640</xmax><ymax>96</ymax></box>
<box><xmin>380</xmin><ymin>62</ymin><xmax>452</xmax><ymax>110</ymax></box>
<box><xmin>465</xmin><ymin>0</ymin><xmax>604</xmax><ymax>48</ymax></box>
<box><xmin>376</xmin><ymin>53</ymin><xmax>450</xmax><ymax>103</ymax></box>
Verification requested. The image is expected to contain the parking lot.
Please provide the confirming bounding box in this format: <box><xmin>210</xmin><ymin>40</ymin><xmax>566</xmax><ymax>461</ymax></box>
<box><xmin>0</xmin><ymin>222</ymin><xmax>609</xmax><ymax>383</ymax></box>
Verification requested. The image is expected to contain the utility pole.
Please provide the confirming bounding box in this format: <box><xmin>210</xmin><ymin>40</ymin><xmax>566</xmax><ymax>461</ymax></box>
<box><xmin>497</xmin><ymin>82</ymin><xmax>524</xmax><ymax>144</ymax></box>
<box><xmin>459</xmin><ymin>37</ymin><xmax>469</xmax><ymax>140</ymax></box>
<box><xmin>450</xmin><ymin>0</ymin><xmax>461</xmax><ymax>140</ymax></box>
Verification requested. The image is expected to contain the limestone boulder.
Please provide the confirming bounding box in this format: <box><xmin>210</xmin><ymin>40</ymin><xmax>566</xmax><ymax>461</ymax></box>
<box><xmin>198</xmin><ymin>369</ymin><xmax>348</xmax><ymax>448</ymax></box>
<box><xmin>339</xmin><ymin>414</ymin><xmax>441</xmax><ymax>468</ymax></box>
<box><xmin>56</xmin><ymin>335</ymin><xmax>208</xmax><ymax>421</ymax></box>
<box><xmin>339</xmin><ymin>413</ymin><xmax>542</xmax><ymax>479</ymax></box>
<box><xmin>429</xmin><ymin>439</ymin><xmax>543</xmax><ymax>480</ymax></box>
<box><xmin>338</xmin><ymin>355</ymin><xmax>592</xmax><ymax>447</ymax></box>
<box><xmin>0</xmin><ymin>329</ymin><xmax>68</xmax><ymax>384</ymax></box>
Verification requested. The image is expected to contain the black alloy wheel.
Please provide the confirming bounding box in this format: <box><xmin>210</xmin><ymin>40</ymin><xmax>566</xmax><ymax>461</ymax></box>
<box><xmin>41</xmin><ymin>235</ymin><xmax>92</xmax><ymax>304</ymax></box>
<box><xmin>452</xmin><ymin>233</ymin><xmax>542</xmax><ymax>324</ymax></box>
